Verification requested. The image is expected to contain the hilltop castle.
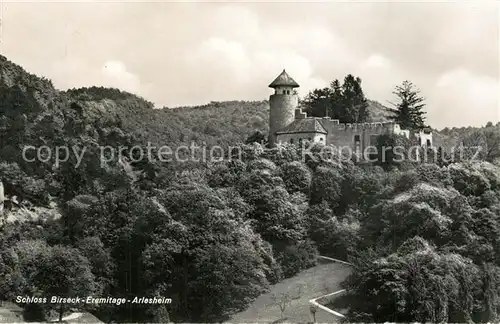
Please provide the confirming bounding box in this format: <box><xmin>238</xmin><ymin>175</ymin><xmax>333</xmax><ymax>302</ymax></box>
<box><xmin>268</xmin><ymin>70</ymin><xmax>433</xmax><ymax>153</ymax></box>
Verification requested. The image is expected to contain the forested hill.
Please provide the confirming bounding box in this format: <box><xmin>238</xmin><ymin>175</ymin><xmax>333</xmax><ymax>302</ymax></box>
<box><xmin>2</xmin><ymin>55</ymin><xmax>500</xmax><ymax>324</ymax></box>
<box><xmin>3</xmin><ymin>55</ymin><xmax>497</xmax><ymax>151</ymax></box>
<box><xmin>131</xmin><ymin>98</ymin><xmax>396</xmax><ymax>147</ymax></box>
<box><xmin>0</xmin><ymin>53</ymin><xmax>497</xmax><ymax>207</ymax></box>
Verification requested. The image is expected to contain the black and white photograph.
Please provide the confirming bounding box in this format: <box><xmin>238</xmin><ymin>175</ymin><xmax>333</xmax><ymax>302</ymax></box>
<box><xmin>0</xmin><ymin>0</ymin><xmax>499</xmax><ymax>323</ymax></box>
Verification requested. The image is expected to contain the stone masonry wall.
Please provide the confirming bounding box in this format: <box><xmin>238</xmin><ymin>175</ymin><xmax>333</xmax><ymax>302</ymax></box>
<box><xmin>276</xmin><ymin>132</ymin><xmax>326</xmax><ymax>145</ymax></box>
<box><xmin>269</xmin><ymin>94</ymin><xmax>298</xmax><ymax>147</ymax></box>
<box><xmin>319</xmin><ymin>117</ymin><xmax>402</xmax><ymax>151</ymax></box>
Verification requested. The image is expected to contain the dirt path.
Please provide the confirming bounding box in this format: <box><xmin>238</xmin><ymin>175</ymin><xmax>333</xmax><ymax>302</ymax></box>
<box><xmin>229</xmin><ymin>261</ymin><xmax>351</xmax><ymax>323</ymax></box>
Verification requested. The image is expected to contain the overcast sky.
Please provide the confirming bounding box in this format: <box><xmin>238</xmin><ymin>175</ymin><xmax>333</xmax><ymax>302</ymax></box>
<box><xmin>1</xmin><ymin>1</ymin><xmax>498</xmax><ymax>129</ymax></box>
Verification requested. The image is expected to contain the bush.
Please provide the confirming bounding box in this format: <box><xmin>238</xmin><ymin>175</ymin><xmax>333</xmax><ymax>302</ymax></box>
<box><xmin>279</xmin><ymin>161</ymin><xmax>312</xmax><ymax>194</ymax></box>
<box><xmin>277</xmin><ymin>240</ymin><xmax>318</xmax><ymax>278</ymax></box>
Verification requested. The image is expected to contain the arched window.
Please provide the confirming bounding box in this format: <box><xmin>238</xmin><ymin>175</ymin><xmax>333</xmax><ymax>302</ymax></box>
<box><xmin>290</xmin><ymin>138</ymin><xmax>294</xmax><ymax>144</ymax></box>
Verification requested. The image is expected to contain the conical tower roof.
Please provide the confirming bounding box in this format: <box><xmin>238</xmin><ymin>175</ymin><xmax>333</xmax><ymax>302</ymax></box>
<box><xmin>268</xmin><ymin>69</ymin><xmax>300</xmax><ymax>88</ymax></box>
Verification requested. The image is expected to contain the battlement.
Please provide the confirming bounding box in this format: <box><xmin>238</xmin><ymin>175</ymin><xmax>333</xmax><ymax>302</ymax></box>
<box><xmin>295</xmin><ymin>108</ymin><xmax>307</xmax><ymax>119</ymax></box>
<box><xmin>317</xmin><ymin>117</ymin><xmax>400</xmax><ymax>131</ymax></box>
<box><xmin>332</xmin><ymin>121</ymin><xmax>398</xmax><ymax>130</ymax></box>
<box><xmin>295</xmin><ymin>108</ymin><xmax>403</xmax><ymax>131</ymax></box>
<box><xmin>269</xmin><ymin>70</ymin><xmax>432</xmax><ymax>151</ymax></box>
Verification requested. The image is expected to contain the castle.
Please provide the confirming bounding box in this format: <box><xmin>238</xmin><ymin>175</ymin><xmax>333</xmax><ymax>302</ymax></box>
<box><xmin>268</xmin><ymin>70</ymin><xmax>433</xmax><ymax>153</ymax></box>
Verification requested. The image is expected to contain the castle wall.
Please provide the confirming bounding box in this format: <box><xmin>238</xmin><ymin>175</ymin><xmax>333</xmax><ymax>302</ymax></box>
<box><xmin>277</xmin><ymin>132</ymin><xmax>326</xmax><ymax>145</ymax></box>
<box><xmin>269</xmin><ymin>94</ymin><xmax>298</xmax><ymax>147</ymax></box>
<box><xmin>269</xmin><ymin>104</ymin><xmax>431</xmax><ymax>159</ymax></box>
<box><xmin>319</xmin><ymin>118</ymin><xmax>410</xmax><ymax>152</ymax></box>
<box><xmin>416</xmin><ymin>130</ymin><xmax>433</xmax><ymax>146</ymax></box>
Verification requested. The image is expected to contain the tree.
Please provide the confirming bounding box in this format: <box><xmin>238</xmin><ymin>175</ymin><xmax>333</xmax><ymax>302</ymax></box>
<box><xmin>463</xmin><ymin>128</ymin><xmax>500</xmax><ymax>163</ymax></box>
<box><xmin>341</xmin><ymin>75</ymin><xmax>369</xmax><ymax>123</ymax></box>
<box><xmin>33</xmin><ymin>245</ymin><xmax>96</xmax><ymax>322</ymax></box>
<box><xmin>301</xmin><ymin>75</ymin><xmax>370</xmax><ymax>123</ymax></box>
<box><xmin>245</xmin><ymin>131</ymin><xmax>267</xmax><ymax>145</ymax></box>
<box><xmin>330</xmin><ymin>79</ymin><xmax>343</xmax><ymax>119</ymax></box>
<box><xmin>344</xmin><ymin>237</ymin><xmax>483</xmax><ymax>323</ymax></box>
<box><xmin>268</xmin><ymin>287</ymin><xmax>302</xmax><ymax>320</ymax></box>
<box><xmin>388</xmin><ymin>81</ymin><xmax>427</xmax><ymax>130</ymax></box>
<box><xmin>310</xmin><ymin>304</ymin><xmax>318</xmax><ymax>322</ymax></box>
<box><xmin>310</xmin><ymin>166</ymin><xmax>344</xmax><ymax>208</ymax></box>
<box><xmin>306</xmin><ymin>202</ymin><xmax>360</xmax><ymax>259</ymax></box>
<box><xmin>76</xmin><ymin>236</ymin><xmax>115</xmax><ymax>292</ymax></box>
<box><xmin>375</xmin><ymin>133</ymin><xmax>413</xmax><ymax>169</ymax></box>
<box><xmin>144</xmin><ymin>185</ymin><xmax>273</xmax><ymax>322</ymax></box>
<box><xmin>279</xmin><ymin>161</ymin><xmax>312</xmax><ymax>194</ymax></box>
<box><xmin>301</xmin><ymin>88</ymin><xmax>332</xmax><ymax>117</ymax></box>
<box><xmin>3</xmin><ymin>241</ymin><xmax>96</xmax><ymax>322</ymax></box>
<box><xmin>0</xmin><ymin>179</ymin><xmax>4</xmax><ymax>217</ymax></box>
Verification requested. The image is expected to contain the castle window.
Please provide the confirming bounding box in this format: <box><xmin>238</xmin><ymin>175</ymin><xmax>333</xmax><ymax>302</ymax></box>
<box><xmin>290</xmin><ymin>138</ymin><xmax>294</xmax><ymax>144</ymax></box>
<box><xmin>320</xmin><ymin>137</ymin><xmax>323</xmax><ymax>141</ymax></box>
<box><xmin>426</xmin><ymin>139</ymin><xmax>431</xmax><ymax>146</ymax></box>
<box><xmin>354</xmin><ymin>135</ymin><xmax>361</xmax><ymax>154</ymax></box>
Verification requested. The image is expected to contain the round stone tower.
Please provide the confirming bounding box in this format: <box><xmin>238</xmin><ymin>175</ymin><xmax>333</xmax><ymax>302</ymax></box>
<box><xmin>268</xmin><ymin>69</ymin><xmax>300</xmax><ymax>147</ymax></box>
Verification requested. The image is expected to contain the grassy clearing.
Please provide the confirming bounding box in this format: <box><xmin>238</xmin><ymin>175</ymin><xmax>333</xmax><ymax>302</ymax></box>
<box><xmin>0</xmin><ymin>302</ymin><xmax>102</xmax><ymax>323</ymax></box>
<box><xmin>0</xmin><ymin>302</ymin><xmax>23</xmax><ymax>323</ymax></box>
<box><xmin>229</xmin><ymin>261</ymin><xmax>352</xmax><ymax>323</ymax></box>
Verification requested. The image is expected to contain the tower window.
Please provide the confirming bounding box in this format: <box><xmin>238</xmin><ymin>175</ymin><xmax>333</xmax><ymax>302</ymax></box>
<box><xmin>426</xmin><ymin>139</ymin><xmax>431</xmax><ymax>146</ymax></box>
<box><xmin>354</xmin><ymin>135</ymin><xmax>360</xmax><ymax>143</ymax></box>
<box><xmin>290</xmin><ymin>138</ymin><xmax>294</xmax><ymax>144</ymax></box>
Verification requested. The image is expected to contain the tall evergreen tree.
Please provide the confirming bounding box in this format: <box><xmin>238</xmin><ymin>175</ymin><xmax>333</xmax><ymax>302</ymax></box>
<box><xmin>301</xmin><ymin>88</ymin><xmax>332</xmax><ymax>117</ymax></box>
<box><xmin>341</xmin><ymin>75</ymin><xmax>369</xmax><ymax>123</ymax></box>
<box><xmin>388</xmin><ymin>81</ymin><xmax>427</xmax><ymax>129</ymax></box>
<box><xmin>301</xmin><ymin>75</ymin><xmax>369</xmax><ymax>123</ymax></box>
<box><xmin>329</xmin><ymin>79</ymin><xmax>343</xmax><ymax>119</ymax></box>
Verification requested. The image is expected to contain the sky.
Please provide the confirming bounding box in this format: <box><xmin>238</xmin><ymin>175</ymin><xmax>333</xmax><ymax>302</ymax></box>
<box><xmin>0</xmin><ymin>0</ymin><xmax>499</xmax><ymax>129</ymax></box>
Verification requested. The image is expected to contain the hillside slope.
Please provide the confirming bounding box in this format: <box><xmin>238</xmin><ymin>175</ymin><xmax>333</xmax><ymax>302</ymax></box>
<box><xmin>2</xmin><ymin>55</ymin><xmax>500</xmax><ymax>324</ymax></box>
<box><xmin>2</xmin><ymin>54</ymin><xmax>495</xmax><ymax>161</ymax></box>
<box><xmin>366</xmin><ymin>99</ymin><xmax>395</xmax><ymax>122</ymax></box>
